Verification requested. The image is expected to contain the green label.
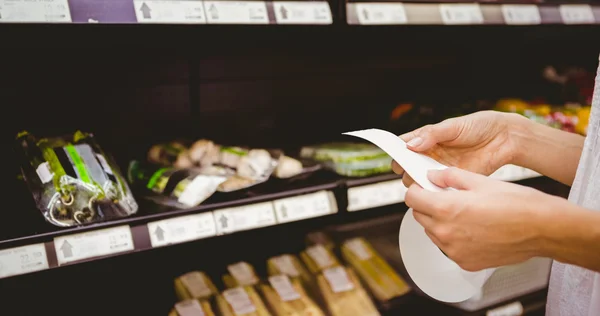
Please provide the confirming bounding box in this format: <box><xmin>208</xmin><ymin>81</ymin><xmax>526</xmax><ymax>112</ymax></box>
<box><xmin>65</xmin><ymin>144</ymin><xmax>91</xmax><ymax>184</ymax></box>
<box><xmin>147</xmin><ymin>168</ymin><xmax>169</xmax><ymax>190</ymax></box>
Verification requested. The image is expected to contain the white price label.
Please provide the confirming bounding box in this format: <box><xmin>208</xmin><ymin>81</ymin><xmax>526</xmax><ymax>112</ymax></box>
<box><xmin>223</xmin><ymin>287</ymin><xmax>256</xmax><ymax>315</ymax></box>
<box><xmin>0</xmin><ymin>0</ymin><xmax>71</xmax><ymax>23</ymax></box>
<box><xmin>0</xmin><ymin>243</ymin><xmax>49</xmax><ymax>279</ymax></box>
<box><xmin>36</xmin><ymin>162</ymin><xmax>53</xmax><ymax>184</ymax></box>
<box><xmin>147</xmin><ymin>212</ymin><xmax>216</xmax><ymax>248</ymax></box>
<box><xmin>344</xmin><ymin>238</ymin><xmax>372</xmax><ymax>261</ymax></box>
<box><xmin>175</xmin><ymin>299</ymin><xmax>206</xmax><ymax>316</ymax></box>
<box><xmin>54</xmin><ymin>225</ymin><xmax>134</xmax><ymax>265</ymax></box>
<box><xmin>347</xmin><ymin>179</ymin><xmax>406</xmax><ymax>212</ymax></box>
<box><xmin>486</xmin><ymin>301</ymin><xmax>524</xmax><ymax>316</ymax></box>
<box><xmin>501</xmin><ymin>5</ymin><xmax>541</xmax><ymax>25</ymax></box>
<box><xmin>214</xmin><ymin>202</ymin><xmax>276</xmax><ymax>235</ymax></box>
<box><xmin>228</xmin><ymin>262</ymin><xmax>258</xmax><ymax>286</ymax></box>
<box><xmin>273</xmin><ymin>1</ymin><xmax>332</xmax><ymax>24</ymax></box>
<box><xmin>273</xmin><ymin>191</ymin><xmax>337</xmax><ymax>223</ymax></box>
<box><xmin>439</xmin><ymin>4</ymin><xmax>483</xmax><ymax>25</ymax></box>
<box><xmin>560</xmin><ymin>4</ymin><xmax>595</xmax><ymax>24</ymax></box>
<box><xmin>271</xmin><ymin>255</ymin><xmax>299</xmax><ymax>277</ymax></box>
<box><xmin>203</xmin><ymin>1</ymin><xmax>268</xmax><ymax>24</ymax></box>
<box><xmin>306</xmin><ymin>244</ymin><xmax>334</xmax><ymax>269</ymax></box>
<box><xmin>269</xmin><ymin>275</ymin><xmax>301</xmax><ymax>301</ymax></box>
<box><xmin>134</xmin><ymin>0</ymin><xmax>206</xmax><ymax>23</ymax></box>
<box><xmin>323</xmin><ymin>267</ymin><xmax>355</xmax><ymax>293</ymax></box>
<box><xmin>355</xmin><ymin>3</ymin><xmax>407</xmax><ymax>25</ymax></box>
<box><xmin>180</xmin><ymin>271</ymin><xmax>212</xmax><ymax>298</ymax></box>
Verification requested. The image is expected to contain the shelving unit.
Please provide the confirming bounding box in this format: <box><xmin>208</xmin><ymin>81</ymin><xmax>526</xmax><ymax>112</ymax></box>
<box><xmin>1</xmin><ymin>1</ymin><xmax>599</xmax><ymax>315</ymax></box>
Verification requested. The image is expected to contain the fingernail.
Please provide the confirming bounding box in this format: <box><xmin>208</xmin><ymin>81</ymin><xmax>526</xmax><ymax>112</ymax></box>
<box><xmin>407</xmin><ymin>137</ymin><xmax>423</xmax><ymax>147</ymax></box>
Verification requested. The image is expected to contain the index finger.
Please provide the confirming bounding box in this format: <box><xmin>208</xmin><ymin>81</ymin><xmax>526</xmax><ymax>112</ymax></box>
<box><xmin>404</xmin><ymin>184</ymin><xmax>457</xmax><ymax>218</ymax></box>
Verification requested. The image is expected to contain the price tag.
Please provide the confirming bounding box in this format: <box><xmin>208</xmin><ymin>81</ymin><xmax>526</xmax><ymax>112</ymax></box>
<box><xmin>439</xmin><ymin>4</ymin><xmax>484</xmax><ymax>25</ymax></box>
<box><xmin>560</xmin><ymin>4</ymin><xmax>595</xmax><ymax>24</ymax></box>
<box><xmin>355</xmin><ymin>3</ymin><xmax>407</xmax><ymax>25</ymax></box>
<box><xmin>344</xmin><ymin>238</ymin><xmax>372</xmax><ymax>261</ymax></box>
<box><xmin>486</xmin><ymin>301</ymin><xmax>524</xmax><ymax>316</ymax></box>
<box><xmin>306</xmin><ymin>244</ymin><xmax>334</xmax><ymax>269</ymax></box>
<box><xmin>269</xmin><ymin>275</ymin><xmax>301</xmax><ymax>301</ymax></box>
<box><xmin>175</xmin><ymin>299</ymin><xmax>206</xmax><ymax>316</ymax></box>
<box><xmin>501</xmin><ymin>5</ymin><xmax>541</xmax><ymax>25</ymax></box>
<box><xmin>228</xmin><ymin>262</ymin><xmax>258</xmax><ymax>286</ymax></box>
<box><xmin>133</xmin><ymin>0</ymin><xmax>206</xmax><ymax>23</ymax></box>
<box><xmin>273</xmin><ymin>191</ymin><xmax>337</xmax><ymax>224</ymax></box>
<box><xmin>0</xmin><ymin>0</ymin><xmax>71</xmax><ymax>23</ymax></box>
<box><xmin>0</xmin><ymin>243</ymin><xmax>49</xmax><ymax>279</ymax></box>
<box><xmin>323</xmin><ymin>267</ymin><xmax>355</xmax><ymax>293</ymax></box>
<box><xmin>223</xmin><ymin>287</ymin><xmax>256</xmax><ymax>315</ymax></box>
<box><xmin>147</xmin><ymin>212</ymin><xmax>217</xmax><ymax>248</ymax></box>
<box><xmin>271</xmin><ymin>255</ymin><xmax>300</xmax><ymax>277</ymax></box>
<box><xmin>273</xmin><ymin>1</ymin><xmax>332</xmax><ymax>24</ymax></box>
<box><xmin>54</xmin><ymin>225</ymin><xmax>134</xmax><ymax>265</ymax></box>
<box><xmin>203</xmin><ymin>1</ymin><xmax>269</xmax><ymax>24</ymax></box>
<box><xmin>180</xmin><ymin>271</ymin><xmax>213</xmax><ymax>298</ymax></box>
<box><xmin>214</xmin><ymin>202</ymin><xmax>276</xmax><ymax>235</ymax></box>
<box><xmin>347</xmin><ymin>179</ymin><xmax>406</xmax><ymax>212</ymax></box>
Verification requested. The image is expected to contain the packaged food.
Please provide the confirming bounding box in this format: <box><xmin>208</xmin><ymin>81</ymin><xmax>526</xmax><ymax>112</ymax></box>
<box><xmin>216</xmin><ymin>286</ymin><xmax>272</xmax><ymax>316</ymax></box>
<box><xmin>300</xmin><ymin>244</ymin><xmax>339</xmax><ymax>274</ymax></box>
<box><xmin>127</xmin><ymin>161</ymin><xmax>227</xmax><ymax>208</ymax></box>
<box><xmin>260</xmin><ymin>275</ymin><xmax>325</xmax><ymax>316</ymax></box>
<box><xmin>299</xmin><ymin>244</ymin><xmax>379</xmax><ymax>316</ymax></box>
<box><xmin>341</xmin><ymin>238</ymin><xmax>410</xmax><ymax>302</ymax></box>
<box><xmin>316</xmin><ymin>266</ymin><xmax>380</xmax><ymax>316</ymax></box>
<box><xmin>169</xmin><ymin>299</ymin><xmax>216</xmax><ymax>316</ymax></box>
<box><xmin>175</xmin><ymin>271</ymin><xmax>219</xmax><ymax>301</ymax></box>
<box><xmin>15</xmin><ymin>131</ymin><xmax>138</xmax><ymax>227</ymax></box>
<box><xmin>147</xmin><ymin>141</ymin><xmax>193</xmax><ymax>168</ymax></box>
<box><xmin>223</xmin><ymin>262</ymin><xmax>260</xmax><ymax>288</ymax></box>
<box><xmin>300</xmin><ymin>143</ymin><xmax>392</xmax><ymax>177</ymax></box>
<box><xmin>267</xmin><ymin>254</ymin><xmax>320</xmax><ymax>305</ymax></box>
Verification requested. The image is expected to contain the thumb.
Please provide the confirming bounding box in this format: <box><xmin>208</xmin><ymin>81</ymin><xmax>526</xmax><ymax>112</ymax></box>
<box><xmin>428</xmin><ymin>167</ymin><xmax>486</xmax><ymax>190</ymax></box>
<box><xmin>403</xmin><ymin>119</ymin><xmax>461</xmax><ymax>151</ymax></box>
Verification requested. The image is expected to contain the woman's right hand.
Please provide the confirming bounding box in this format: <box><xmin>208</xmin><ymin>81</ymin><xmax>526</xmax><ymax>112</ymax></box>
<box><xmin>393</xmin><ymin>110</ymin><xmax>529</xmax><ymax>187</ymax></box>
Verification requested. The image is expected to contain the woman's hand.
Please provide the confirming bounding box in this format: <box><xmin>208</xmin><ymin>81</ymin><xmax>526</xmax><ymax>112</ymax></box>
<box><xmin>392</xmin><ymin>110</ymin><xmax>529</xmax><ymax>187</ymax></box>
<box><xmin>405</xmin><ymin>167</ymin><xmax>554</xmax><ymax>271</ymax></box>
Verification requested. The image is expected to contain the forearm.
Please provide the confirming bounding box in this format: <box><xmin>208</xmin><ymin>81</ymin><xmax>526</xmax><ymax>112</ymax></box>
<box><xmin>511</xmin><ymin>116</ymin><xmax>585</xmax><ymax>186</ymax></box>
<box><xmin>536</xmin><ymin>196</ymin><xmax>600</xmax><ymax>272</ymax></box>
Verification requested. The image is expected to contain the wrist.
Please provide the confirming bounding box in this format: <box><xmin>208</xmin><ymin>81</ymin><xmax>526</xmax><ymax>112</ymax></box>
<box><xmin>501</xmin><ymin>112</ymin><xmax>534</xmax><ymax>167</ymax></box>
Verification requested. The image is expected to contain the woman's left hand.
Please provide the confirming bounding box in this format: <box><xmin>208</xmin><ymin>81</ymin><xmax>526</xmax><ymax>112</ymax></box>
<box><xmin>405</xmin><ymin>167</ymin><xmax>555</xmax><ymax>271</ymax></box>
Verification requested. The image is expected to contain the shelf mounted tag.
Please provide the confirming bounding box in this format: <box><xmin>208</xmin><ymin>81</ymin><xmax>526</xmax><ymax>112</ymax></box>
<box><xmin>439</xmin><ymin>4</ymin><xmax>484</xmax><ymax>25</ymax></box>
<box><xmin>501</xmin><ymin>5</ymin><xmax>541</xmax><ymax>25</ymax></box>
<box><xmin>560</xmin><ymin>4</ymin><xmax>595</xmax><ymax>24</ymax></box>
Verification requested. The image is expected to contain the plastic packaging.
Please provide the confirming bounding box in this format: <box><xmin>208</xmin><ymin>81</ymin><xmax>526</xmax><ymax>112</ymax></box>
<box><xmin>15</xmin><ymin>131</ymin><xmax>138</xmax><ymax>227</ymax></box>
<box><xmin>127</xmin><ymin>161</ymin><xmax>227</xmax><ymax>208</ymax></box>
<box><xmin>300</xmin><ymin>143</ymin><xmax>392</xmax><ymax>177</ymax></box>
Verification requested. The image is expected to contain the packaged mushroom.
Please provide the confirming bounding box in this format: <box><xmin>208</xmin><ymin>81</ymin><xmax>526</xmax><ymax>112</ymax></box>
<box><xmin>127</xmin><ymin>161</ymin><xmax>227</xmax><ymax>209</ymax></box>
<box><xmin>15</xmin><ymin>131</ymin><xmax>138</xmax><ymax>227</ymax></box>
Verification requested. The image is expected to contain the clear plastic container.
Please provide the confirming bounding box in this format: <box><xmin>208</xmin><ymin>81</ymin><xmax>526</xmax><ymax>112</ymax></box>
<box><xmin>16</xmin><ymin>131</ymin><xmax>138</xmax><ymax>227</ymax></box>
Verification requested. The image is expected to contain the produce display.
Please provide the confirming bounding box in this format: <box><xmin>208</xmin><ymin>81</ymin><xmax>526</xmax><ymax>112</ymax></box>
<box><xmin>169</xmin><ymin>234</ymin><xmax>410</xmax><ymax>316</ymax></box>
<box><xmin>15</xmin><ymin>130</ymin><xmax>138</xmax><ymax>227</ymax></box>
<box><xmin>494</xmin><ymin>98</ymin><xmax>592</xmax><ymax>135</ymax></box>
<box><xmin>299</xmin><ymin>143</ymin><xmax>392</xmax><ymax>177</ymax></box>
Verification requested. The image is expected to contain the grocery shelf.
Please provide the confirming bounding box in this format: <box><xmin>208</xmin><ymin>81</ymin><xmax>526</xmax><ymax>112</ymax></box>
<box><xmin>0</xmin><ymin>165</ymin><xmax>541</xmax><ymax>282</ymax></box>
<box><xmin>0</xmin><ymin>0</ymin><xmax>333</xmax><ymax>24</ymax></box>
<box><xmin>347</xmin><ymin>2</ymin><xmax>600</xmax><ymax>25</ymax></box>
